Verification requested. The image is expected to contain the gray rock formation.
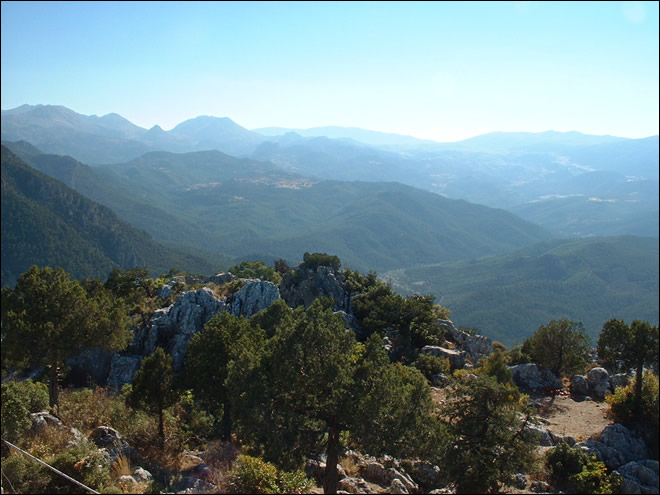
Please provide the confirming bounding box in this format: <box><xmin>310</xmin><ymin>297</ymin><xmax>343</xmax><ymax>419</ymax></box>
<box><xmin>420</xmin><ymin>345</ymin><xmax>466</xmax><ymax>370</ymax></box>
<box><xmin>578</xmin><ymin>423</ymin><xmax>649</xmax><ymax>469</ymax></box>
<box><xmin>30</xmin><ymin>411</ymin><xmax>84</xmax><ymax>447</ymax></box>
<box><xmin>144</xmin><ymin>288</ymin><xmax>227</xmax><ymax>371</ymax></box>
<box><xmin>89</xmin><ymin>425</ymin><xmax>134</xmax><ymax>464</ymax></box>
<box><xmin>587</xmin><ymin>367</ymin><xmax>611</xmax><ymax>400</ymax></box>
<box><xmin>280</xmin><ymin>265</ymin><xmax>350</xmax><ymax>311</ymax></box>
<box><xmin>440</xmin><ymin>319</ymin><xmax>492</xmax><ymax>364</ymax></box>
<box><xmin>571</xmin><ymin>374</ymin><xmax>590</xmax><ymax>396</ymax></box>
<box><xmin>615</xmin><ymin>459</ymin><xmax>659</xmax><ymax>495</ymax></box>
<box><xmin>510</xmin><ymin>363</ymin><xmax>563</xmax><ymax>392</ymax></box>
<box><xmin>107</xmin><ymin>354</ymin><xmax>142</xmax><ymax>388</ymax></box>
<box><xmin>230</xmin><ymin>279</ymin><xmax>280</xmax><ymax>317</ymax></box>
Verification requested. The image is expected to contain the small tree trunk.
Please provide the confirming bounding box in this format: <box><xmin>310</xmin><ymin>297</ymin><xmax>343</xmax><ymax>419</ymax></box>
<box><xmin>323</xmin><ymin>424</ymin><xmax>341</xmax><ymax>494</ymax></box>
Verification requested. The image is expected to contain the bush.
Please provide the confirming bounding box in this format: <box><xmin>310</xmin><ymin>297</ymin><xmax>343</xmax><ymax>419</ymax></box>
<box><xmin>0</xmin><ymin>453</ymin><xmax>49</xmax><ymax>493</ymax></box>
<box><xmin>1</xmin><ymin>379</ymin><xmax>49</xmax><ymax>444</ymax></box>
<box><xmin>545</xmin><ymin>442</ymin><xmax>619</xmax><ymax>493</ymax></box>
<box><xmin>414</xmin><ymin>353</ymin><xmax>450</xmax><ymax>380</ymax></box>
<box><xmin>228</xmin><ymin>455</ymin><xmax>312</xmax><ymax>494</ymax></box>
<box><xmin>229</xmin><ymin>261</ymin><xmax>282</xmax><ymax>284</ymax></box>
<box><xmin>47</xmin><ymin>442</ymin><xmax>113</xmax><ymax>493</ymax></box>
<box><xmin>301</xmin><ymin>252</ymin><xmax>341</xmax><ymax>271</ymax></box>
<box><xmin>606</xmin><ymin>371</ymin><xmax>659</xmax><ymax>458</ymax></box>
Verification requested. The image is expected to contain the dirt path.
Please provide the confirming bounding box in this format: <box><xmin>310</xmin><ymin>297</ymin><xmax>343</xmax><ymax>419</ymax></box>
<box><xmin>536</xmin><ymin>394</ymin><xmax>612</xmax><ymax>441</ymax></box>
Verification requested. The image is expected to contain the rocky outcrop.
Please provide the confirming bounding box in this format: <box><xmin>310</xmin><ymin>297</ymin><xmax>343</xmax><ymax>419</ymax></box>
<box><xmin>440</xmin><ymin>319</ymin><xmax>492</xmax><ymax>364</ymax></box>
<box><xmin>107</xmin><ymin>354</ymin><xmax>142</xmax><ymax>388</ymax></box>
<box><xmin>420</xmin><ymin>345</ymin><xmax>466</xmax><ymax>370</ymax></box>
<box><xmin>142</xmin><ymin>288</ymin><xmax>227</xmax><ymax>372</ymax></box>
<box><xmin>230</xmin><ymin>279</ymin><xmax>280</xmax><ymax>317</ymax></box>
<box><xmin>280</xmin><ymin>265</ymin><xmax>350</xmax><ymax>311</ymax></box>
<box><xmin>578</xmin><ymin>423</ymin><xmax>649</xmax><ymax>470</ymax></box>
<box><xmin>615</xmin><ymin>459</ymin><xmax>659</xmax><ymax>495</ymax></box>
<box><xmin>510</xmin><ymin>363</ymin><xmax>563</xmax><ymax>392</ymax></box>
<box><xmin>609</xmin><ymin>373</ymin><xmax>629</xmax><ymax>391</ymax></box>
<box><xmin>66</xmin><ymin>347</ymin><xmax>114</xmax><ymax>386</ymax></box>
<box><xmin>89</xmin><ymin>425</ymin><xmax>134</xmax><ymax>464</ymax></box>
<box><xmin>30</xmin><ymin>411</ymin><xmax>84</xmax><ymax>447</ymax></box>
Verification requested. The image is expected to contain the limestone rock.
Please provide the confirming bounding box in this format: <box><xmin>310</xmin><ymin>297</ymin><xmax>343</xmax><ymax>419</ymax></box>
<box><xmin>115</xmin><ymin>475</ymin><xmax>138</xmax><ymax>490</ymax></box>
<box><xmin>420</xmin><ymin>346</ymin><xmax>466</xmax><ymax>370</ymax></box>
<box><xmin>571</xmin><ymin>374</ymin><xmax>589</xmax><ymax>396</ymax></box>
<box><xmin>280</xmin><ymin>265</ymin><xmax>349</xmax><ymax>311</ymax></box>
<box><xmin>440</xmin><ymin>319</ymin><xmax>492</xmax><ymax>363</ymax></box>
<box><xmin>30</xmin><ymin>411</ymin><xmax>84</xmax><ymax>447</ymax></box>
<box><xmin>145</xmin><ymin>288</ymin><xmax>227</xmax><ymax>371</ymax></box>
<box><xmin>107</xmin><ymin>354</ymin><xmax>142</xmax><ymax>388</ymax></box>
<box><xmin>230</xmin><ymin>279</ymin><xmax>280</xmax><ymax>317</ymax></box>
<box><xmin>523</xmin><ymin>422</ymin><xmax>554</xmax><ymax>446</ymax></box>
<box><xmin>388</xmin><ymin>478</ymin><xmax>409</xmax><ymax>494</ymax></box>
<box><xmin>132</xmin><ymin>467</ymin><xmax>153</xmax><ymax>482</ymax></box>
<box><xmin>587</xmin><ymin>367</ymin><xmax>611</xmax><ymax>400</ymax></box>
<box><xmin>578</xmin><ymin>423</ymin><xmax>649</xmax><ymax>469</ymax></box>
<box><xmin>510</xmin><ymin>363</ymin><xmax>563</xmax><ymax>392</ymax></box>
<box><xmin>615</xmin><ymin>460</ymin><xmax>659</xmax><ymax>495</ymax></box>
<box><xmin>90</xmin><ymin>426</ymin><xmax>133</xmax><ymax>463</ymax></box>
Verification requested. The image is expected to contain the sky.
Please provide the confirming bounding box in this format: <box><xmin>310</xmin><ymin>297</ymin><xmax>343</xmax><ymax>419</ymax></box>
<box><xmin>1</xmin><ymin>1</ymin><xmax>658</xmax><ymax>142</ymax></box>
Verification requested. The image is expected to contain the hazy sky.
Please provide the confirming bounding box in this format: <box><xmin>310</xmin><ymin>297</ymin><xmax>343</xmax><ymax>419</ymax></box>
<box><xmin>2</xmin><ymin>1</ymin><xmax>658</xmax><ymax>142</ymax></box>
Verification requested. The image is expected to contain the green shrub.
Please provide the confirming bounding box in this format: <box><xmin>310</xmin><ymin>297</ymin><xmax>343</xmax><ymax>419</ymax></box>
<box><xmin>414</xmin><ymin>353</ymin><xmax>450</xmax><ymax>380</ymax></box>
<box><xmin>546</xmin><ymin>442</ymin><xmax>619</xmax><ymax>493</ymax></box>
<box><xmin>47</xmin><ymin>443</ymin><xmax>112</xmax><ymax>493</ymax></box>
<box><xmin>229</xmin><ymin>261</ymin><xmax>282</xmax><ymax>284</ymax></box>
<box><xmin>1</xmin><ymin>379</ymin><xmax>49</xmax><ymax>444</ymax></box>
<box><xmin>229</xmin><ymin>455</ymin><xmax>312</xmax><ymax>494</ymax></box>
<box><xmin>301</xmin><ymin>252</ymin><xmax>341</xmax><ymax>271</ymax></box>
<box><xmin>0</xmin><ymin>453</ymin><xmax>49</xmax><ymax>493</ymax></box>
<box><xmin>606</xmin><ymin>371</ymin><xmax>659</xmax><ymax>458</ymax></box>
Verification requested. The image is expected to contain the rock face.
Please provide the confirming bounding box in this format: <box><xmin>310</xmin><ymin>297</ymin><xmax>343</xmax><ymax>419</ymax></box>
<box><xmin>615</xmin><ymin>460</ymin><xmax>659</xmax><ymax>495</ymax></box>
<box><xmin>89</xmin><ymin>425</ymin><xmax>134</xmax><ymax>463</ymax></box>
<box><xmin>440</xmin><ymin>319</ymin><xmax>493</xmax><ymax>364</ymax></box>
<box><xmin>280</xmin><ymin>265</ymin><xmax>350</xmax><ymax>311</ymax></box>
<box><xmin>107</xmin><ymin>354</ymin><xmax>142</xmax><ymax>389</ymax></box>
<box><xmin>140</xmin><ymin>288</ymin><xmax>228</xmax><ymax>372</ymax></box>
<box><xmin>66</xmin><ymin>347</ymin><xmax>113</xmax><ymax>386</ymax></box>
<box><xmin>230</xmin><ymin>279</ymin><xmax>280</xmax><ymax>317</ymax></box>
<box><xmin>420</xmin><ymin>345</ymin><xmax>466</xmax><ymax>370</ymax></box>
<box><xmin>578</xmin><ymin>423</ymin><xmax>649</xmax><ymax>470</ymax></box>
<box><xmin>510</xmin><ymin>363</ymin><xmax>563</xmax><ymax>392</ymax></box>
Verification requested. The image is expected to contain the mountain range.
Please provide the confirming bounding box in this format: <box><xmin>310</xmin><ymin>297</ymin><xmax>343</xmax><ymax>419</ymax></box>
<box><xmin>1</xmin><ymin>103</ymin><xmax>657</xmax><ymax>344</ymax></box>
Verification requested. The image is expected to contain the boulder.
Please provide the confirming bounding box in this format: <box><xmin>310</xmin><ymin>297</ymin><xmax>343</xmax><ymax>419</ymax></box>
<box><xmin>615</xmin><ymin>460</ymin><xmax>659</xmax><ymax>495</ymax></box>
<box><xmin>510</xmin><ymin>363</ymin><xmax>563</xmax><ymax>392</ymax></box>
<box><xmin>587</xmin><ymin>367</ymin><xmax>611</xmax><ymax>400</ymax></box>
<box><xmin>208</xmin><ymin>272</ymin><xmax>236</xmax><ymax>286</ymax></box>
<box><xmin>30</xmin><ymin>411</ymin><xmax>84</xmax><ymax>447</ymax></box>
<box><xmin>578</xmin><ymin>423</ymin><xmax>649</xmax><ymax>469</ymax></box>
<box><xmin>132</xmin><ymin>467</ymin><xmax>152</xmax><ymax>482</ymax></box>
<box><xmin>420</xmin><ymin>346</ymin><xmax>466</xmax><ymax>370</ymax></box>
<box><xmin>570</xmin><ymin>374</ymin><xmax>589</xmax><ymax>396</ymax></box>
<box><xmin>338</xmin><ymin>477</ymin><xmax>372</xmax><ymax>494</ymax></box>
<box><xmin>230</xmin><ymin>279</ymin><xmax>280</xmax><ymax>317</ymax></box>
<box><xmin>115</xmin><ymin>475</ymin><xmax>138</xmax><ymax>490</ymax></box>
<box><xmin>523</xmin><ymin>423</ymin><xmax>554</xmax><ymax>446</ymax></box>
<box><xmin>388</xmin><ymin>478</ymin><xmax>409</xmax><ymax>494</ymax></box>
<box><xmin>89</xmin><ymin>426</ymin><xmax>134</xmax><ymax>463</ymax></box>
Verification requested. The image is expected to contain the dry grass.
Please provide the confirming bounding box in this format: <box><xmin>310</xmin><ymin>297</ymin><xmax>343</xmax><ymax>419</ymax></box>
<box><xmin>111</xmin><ymin>454</ymin><xmax>132</xmax><ymax>480</ymax></box>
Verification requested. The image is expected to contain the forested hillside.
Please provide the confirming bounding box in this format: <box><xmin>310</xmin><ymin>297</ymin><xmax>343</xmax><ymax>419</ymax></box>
<box><xmin>0</xmin><ymin>146</ymin><xmax>219</xmax><ymax>286</ymax></box>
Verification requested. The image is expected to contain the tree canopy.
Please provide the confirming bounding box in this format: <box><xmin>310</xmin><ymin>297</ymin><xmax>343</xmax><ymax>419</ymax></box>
<box><xmin>522</xmin><ymin>318</ymin><xmax>591</xmax><ymax>377</ymax></box>
<box><xmin>1</xmin><ymin>265</ymin><xmax>130</xmax><ymax>407</ymax></box>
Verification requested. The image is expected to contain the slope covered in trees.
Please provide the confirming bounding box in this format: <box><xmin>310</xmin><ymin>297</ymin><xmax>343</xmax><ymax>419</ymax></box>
<box><xmin>0</xmin><ymin>146</ymin><xmax>218</xmax><ymax>286</ymax></box>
